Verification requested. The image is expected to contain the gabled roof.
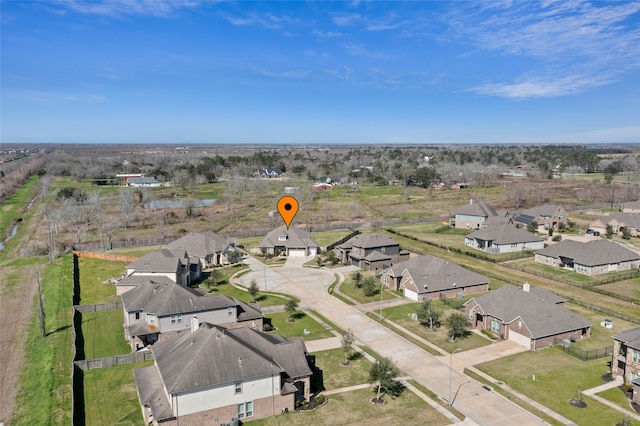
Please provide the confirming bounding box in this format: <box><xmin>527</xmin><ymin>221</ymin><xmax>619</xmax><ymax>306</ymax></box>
<box><xmin>535</xmin><ymin>239</ymin><xmax>640</xmax><ymax>266</ymax></box>
<box><xmin>385</xmin><ymin>255</ymin><xmax>488</xmax><ymax>294</ymax></box>
<box><xmin>150</xmin><ymin>323</ymin><xmax>310</xmax><ymax>394</ymax></box>
<box><xmin>259</xmin><ymin>225</ymin><xmax>318</xmax><ymax>249</ymax></box>
<box><xmin>466</xmin><ymin>224</ymin><xmax>544</xmax><ymax>245</ymax></box>
<box><xmin>467</xmin><ymin>285</ymin><xmax>590</xmax><ymax>339</ymax></box>
<box><xmin>590</xmin><ymin>212</ymin><xmax>640</xmax><ymax>229</ymax></box>
<box><xmin>518</xmin><ymin>204</ymin><xmax>566</xmax><ymax>218</ymax></box>
<box><xmin>363</xmin><ymin>250</ymin><xmax>391</xmax><ymax>262</ymax></box>
<box><xmin>347</xmin><ymin>233</ymin><xmax>399</xmax><ymax>250</ymax></box>
<box><xmin>133</xmin><ymin>366</ymin><xmax>175</xmax><ymax>421</ymax></box>
<box><xmin>127</xmin><ymin>249</ymin><xmax>188</xmax><ymax>273</ymax></box>
<box><xmin>453</xmin><ymin>200</ymin><xmax>499</xmax><ymax>218</ymax></box>
<box><xmin>116</xmin><ymin>275</ymin><xmax>176</xmax><ymax>288</ymax></box>
<box><xmin>622</xmin><ymin>200</ymin><xmax>640</xmax><ymax>210</ymax></box>
<box><xmin>121</xmin><ymin>280</ymin><xmax>242</xmax><ymax>316</ymax></box>
<box><xmin>613</xmin><ymin>326</ymin><xmax>640</xmax><ymax>351</ymax></box>
<box><xmin>166</xmin><ymin>231</ymin><xmax>234</xmax><ymax>259</ymax></box>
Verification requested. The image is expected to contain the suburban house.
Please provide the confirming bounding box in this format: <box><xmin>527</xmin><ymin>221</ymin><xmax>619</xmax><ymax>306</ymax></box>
<box><xmin>589</xmin><ymin>212</ymin><xmax>640</xmax><ymax>237</ymax></box>
<box><xmin>133</xmin><ymin>322</ymin><xmax>313</xmax><ymax>425</ymax></box>
<box><xmin>313</xmin><ymin>182</ymin><xmax>333</xmax><ymax>191</ymax></box>
<box><xmin>258</xmin><ymin>225</ymin><xmax>319</xmax><ymax>257</ymax></box>
<box><xmin>612</xmin><ymin>327</ymin><xmax>640</xmax><ymax>404</ymax></box>
<box><xmin>166</xmin><ymin>231</ymin><xmax>239</xmax><ymax>268</ymax></box>
<box><xmin>253</xmin><ymin>168</ymin><xmax>285</xmax><ymax>179</ymax></box>
<box><xmin>115</xmin><ymin>275</ymin><xmax>176</xmax><ymax>296</ymax></box>
<box><xmin>122</xmin><ymin>280</ymin><xmax>263</xmax><ymax>350</ymax></box>
<box><xmin>334</xmin><ymin>232</ymin><xmax>410</xmax><ymax>272</ymax></box>
<box><xmin>464</xmin><ymin>224</ymin><xmax>545</xmax><ymax>254</ymax></box>
<box><xmin>464</xmin><ymin>283</ymin><xmax>591</xmax><ymax>350</ymax></box>
<box><xmin>126</xmin><ymin>176</ymin><xmax>162</xmax><ymax>187</ymax></box>
<box><xmin>452</xmin><ymin>200</ymin><xmax>500</xmax><ymax>229</ymax></box>
<box><xmin>534</xmin><ymin>239</ymin><xmax>640</xmax><ymax>276</ymax></box>
<box><xmin>380</xmin><ymin>255</ymin><xmax>489</xmax><ymax>301</ymax></box>
<box><xmin>622</xmin><ymin>200</ymin><xmax>640</xmax><ymax>213</ymax></box>
<box><xmin>512</xmin><ymin>204</ymin><xmax>569</xmax><ymax>231</ymax></box>
<box><xmin>125</xmin><ymin>249</ymin><xmax>192</xmax><ymax>286</ymax></box>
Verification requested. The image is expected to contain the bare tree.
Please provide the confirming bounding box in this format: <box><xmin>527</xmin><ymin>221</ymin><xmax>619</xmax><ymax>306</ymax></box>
<box><xmin>118</xmin><ymin>188</ymin><xmax>136</xmax><ymax>229</ymax></box>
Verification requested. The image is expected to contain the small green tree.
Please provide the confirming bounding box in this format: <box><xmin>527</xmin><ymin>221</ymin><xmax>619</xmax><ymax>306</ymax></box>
<box><xmin>526</xmin><ymin>220</ymin><xmax>539</xmax><ymax>233</ymax></box>
<box><xmin>285</xmin><ymin>299</ymin><xmax>299</xmax><ymax>322</ymax></box>
<box><xmin>341</xmin><ymin>329</ymin><xmax>355</xmax><ymax>366</ymax></box>
<box><xmin>445</xmin><ymin>312</ymin><xmax>470</xmax><ymax>342</ymax></box>
<box><xmin>248</xmin><ymin>280</ymin><xmax>260</xmax><ymax>302</ymax></box>
<box><xmin>226</xmin><ymin>250</ymin><xmax>240</xmax><ymax>264</ymax></box>
<box><xmin>368</xmin><ymin>357</ymin><xmax>399</xmax><ymax>403</ymax></box>
<box><xmin>351</xmin><ymin>271</ymin><xmax>363</xmax><ymax>289</ymax></box>
<box><xmin>362</xmin><ymin>276</ymin><xmax>377</xmax><ymax>297</ymax></box>
<box><xmin>606</xmin><ymin>224</ymin><xmax>614</xmax><ymax>239</ymax></box>
<box><xmin>416</xmin><ymin>300</ymin><xmax>441</xmax><ymax>331</ymax></box>
<box><xmin>622</xmin><ymin>228</ymin><xmax>631</xmax><ymax>240</ymax></box>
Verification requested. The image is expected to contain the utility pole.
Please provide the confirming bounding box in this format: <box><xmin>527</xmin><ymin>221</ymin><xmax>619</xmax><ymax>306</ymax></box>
<box><xmin>37</xmin><ymin>272</ymin><xmax>45</xmax><ymax>338</ymax></box>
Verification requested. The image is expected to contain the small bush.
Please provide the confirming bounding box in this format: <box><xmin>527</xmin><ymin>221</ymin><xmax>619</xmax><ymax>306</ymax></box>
<box><xmin>552</xmin><ymin>235</ymin><xmax>562</xmax><ymax>242</ymax></box>
<box><xmin>481</xmin><ymin>329</ymin><xmax>497</xmax><ymax>339</ymax></box>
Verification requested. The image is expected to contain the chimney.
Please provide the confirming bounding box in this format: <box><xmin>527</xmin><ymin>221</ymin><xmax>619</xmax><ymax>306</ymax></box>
<box><xmin>523</xmin><ymin>282</ymin><xmax>530</xmax><ymax>293</ymax></box>
<box><xmin>191</xmin><ymin>316</ymin><xmax>199</xmax><ymax>333</ymax></box>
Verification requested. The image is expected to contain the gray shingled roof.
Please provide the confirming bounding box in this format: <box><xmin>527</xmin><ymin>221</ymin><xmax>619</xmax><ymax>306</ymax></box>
<box><xmin>151</xmin><ymin>323</ymin><xmax>310</xmax><ymax>394</ymax></box>
<box><xmin>386</xmin><ymin>255</ymin><xmax>488</xmax><ymax>294</ymax></box>
<box><xmin>116</xmin><ymin>275</ymin><xmax>176</xmax><ymax>287</ymax></box>
<box><xmin>127</xmin><ymin>248</ymin><xmax>188</xmax><ymax>273</ymax></box>
<box><xmin>259</xmin><ymin>225</ymin><xmax>318</xmax><ymax>249</ymax></box>
<box><xmin>466</xmin><ymin>224</ymin><xmax>544</xmax><ymax>244</ymax></box>
<box><xmin>363</xmin><ymin>250</ymin><xmax>392</xmax><ymax>262</ymax></box>
<box><xmin>622</xmin><ymin>200</ymin><xmax>640</xmax><ymax>210</ymax></box>
<box><xmin>133</xmin><ymin>366</ymin><xmax>175</xmax><ymax>421</ymax></box>
<box><xmin>519</xmin><ymin>204</ymin><xmax>565</xmax><ymax>218</ymax></box>
<box><xmin>453</xmin><ymin>200</ymin><xmax>499</xmax><ymax>218</ymax></box>
<box><xmin>121</xmin><ymin>281</ymin><xmax>257</xmax><ymax>318</ymax></box>
<box><xmin>590</xmin><ymin>212</ymin><xmax>640</xmax><ymax>230</ymax></box>
<box><xmin>166</xmin><ymin>231</ymin><xmax>234</xmax><ymax>258</ymax></box>
<box><xmin>467</xmin><ymin>285</ymin><xmax>590</xmax><ymax>339</ymax></box>
<box><xmin>535</xmin><ymin>239</ymin><xmax>640</xmax><ymax>266</ymax></box>
<box><xmin>613</xmin><ymin>326</ymin><xmax>640</xmax><ymax>351</ymax></box>
<box><xmin>347</xmin><ymin>232</ymin><xmax>399</xmax><ymax>249</ymax></box>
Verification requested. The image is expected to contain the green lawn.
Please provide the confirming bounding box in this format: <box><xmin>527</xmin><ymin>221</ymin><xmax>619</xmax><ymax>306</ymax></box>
<box><xmin>12</xmin><ymin>255</ymin><xmax>74</xmax><ymax>426</ymax></box>
<box><xmin>109</xmin><ymin>245</ymin><xmax>163</xmax><ymax>257</ymax></box>
<box><xmin>597</xmin><ymin>386</ymin><xmax>635</xmax><ymax>413</ymax></box>
<box><xmin>78</xmin><ymin>258</ymin><xmax>126</xmax><ymax>304</ymax></box>
<box><xmin>383</xmin><ymin>301</ymin><xmax>492</xmax><ymax>353</ymax></box>
<box><xmin>598</xmin><ymin>278</ymin><xmax>640</xmax><ymax>302</ymax></box>
<box><xmin>265</xmin><ymin>312</ymin><xmax>334</xmax><ymax>341</ymax></box>
<box><xmin>206</xmin><ymin>281</ymin><xmax>288</xmax><ymax>307</ymax></box>
<box><xmin>81</xmin><ymin>310</ymin><xmax>130</xmax><ymax>359</ymax></box>
<box><xmin>476</xmin><ymin>348</ymin><xmax>627</xmax><ymax>426</ymax></box>
<box><xmin>565</xmin><ymin>303</ymin><xmax>638</xmax><ymax>350</ymax></box>
<box><xmin>83</xmin><ymin>361</ymin><xmax>152</xmax><ymax>426</ymax></box>
<box><xmin>0</xmin><ymin>174</ymin><xmax>39</xmax><ymax>240</ymax></box>
<box><xmin>339</xmin><ymin>278</ymin><xmax>398</xmax><ymax>305</ymax></box>
<box><xmin>246</xmin><ymin>387</ymin><xmax>450</xmax><ymax>426</ymax></box>
<box><xmin>311</xmin><ymin>229</ymin><xmax>354</xmax><ymax>248</ymax></box>
<box><xmin>311</xmin><ymin>348</ymin><xmax>372</xmax><ymax>391</ymax></box>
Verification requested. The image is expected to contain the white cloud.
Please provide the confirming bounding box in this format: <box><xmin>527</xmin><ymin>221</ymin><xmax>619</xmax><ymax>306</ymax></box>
<box><xmin>59</xmin><ymin>0</ymin><xmax>201</xmax><ymax>18</ymax></box>
<box><xmin>470</xmin><ymin>72</ymin><xmax>615</xmax><ymax>98</ymax></box>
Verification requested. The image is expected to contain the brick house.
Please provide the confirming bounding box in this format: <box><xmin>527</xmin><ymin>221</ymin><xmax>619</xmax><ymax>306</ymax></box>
<box><xmin>134</xmin><ymin>321</ymin><xmax>313</xmax><ymax>425</ymax></box>
<box><xmin>125</xmin><ymin>249</ymin><xmax>192</xmax><ymax>287</ymax></box>
<box><xmin>258</xmin><ymin>225</ymin><xmax>319</xmax><ymax>257</ymax></box>
<box><xmin>589</xmin><ymin>212</ymin><xmax>640</xmax><ymax>237</ymax></box>
<box><xmin>166</xmin><ymin>231</ymin><xmax>239</xmax><ymax>268</ymax></box>
<box><xmin>534</xmin><ymin>239</ymin><xmax>640</xmax><ymax>276</ymax></box>
<box><xmin>380</xmin><ymin>254</ymin><xmax>489</xmax><ymax>301</ymax></box>
<box><xmin>464</xmin><ymin>283</ymin><xmax>591</xmax><ymax>350</ymax></box>
<box><xmin>612</xmin><ymin>327</ymin><xmax>640</xmax><ymax>404</ymax></box>
<box><xmin>512</xmin><ymin>204</ymin><xmax>569</xmax><ymax>231</ymax></box>
<box><xmin>122</xmin><ymin>281</ymin><xmax>263</xmax><ymax>350</ymax></box>
<box><xmin>334</xmin><ymin>232</ymin><xmax>409</xmax><ymax>272</ymax></box>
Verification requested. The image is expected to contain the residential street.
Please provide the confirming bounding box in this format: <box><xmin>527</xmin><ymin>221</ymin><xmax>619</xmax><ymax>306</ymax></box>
<box><xmin>235</xmin><ymin>256</ymin><xmax>549</xmax><ymax>426</ymax></box>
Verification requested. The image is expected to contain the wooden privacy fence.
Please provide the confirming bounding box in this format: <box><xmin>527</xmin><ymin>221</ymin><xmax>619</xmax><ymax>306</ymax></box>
<box><xmin>74</xmin><ymin>302</ymin><xmax>123</xmax><ymax>313</ymax></box>
<box><xmin>74</xmin><ymin>351</ymin><xmax>155</xmax><ymax>371</ymax></box>
<box><xmin>73</xmin><ymin>250</ymin><xmax>137</xmax><ymax>262</ymax></box>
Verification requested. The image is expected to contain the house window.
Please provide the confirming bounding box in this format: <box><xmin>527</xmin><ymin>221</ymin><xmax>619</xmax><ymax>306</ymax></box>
<box><xmin>632</xmin><ymin>350</ymin><xmax>640</xmax><ymax>363</ymax></box>
<box><xmin>491</xmin><ymin>319</ymin><xmax>500</xmax><ymax>333</ymax></box>
<box><xmin>147</xmin><ymin>313</ymin><xmax>155</xmax><ymax>324</ymax></box>
<box><xmin>468</xmin><ymin>308</ymin><xmax>474</xmax><ymax>320</ymax></box>
<box><xmin>135</xmin><ymin>312</ymin><xmax>140</xmax><ymax>320</ymax></box>
<box><xmin>278</xmin><ymin>235</ymin><xmax>286</xmax><ymax>242</ymax></box>
<box><xmin>234</xmin><ymin>381</ymin><xmax>242</xmax><ymax>394</ymax></box>
<box><xmin>511</xmin><ymin>243</ymin><xmax>517</xmax><ymax>248</ymax></box>
<box><xmin>227</xmin><ymin>307</ymin><xmax>234</xmax><ymax>316</ymax></box>
<box><xmin>170</xmin><ymin>314</ymin><xmax>182</xmax><ymax>324</ymax></box>
<box><xmin>238</xmin><ymin>401</ymin><xmax>253</xmax><ymax>419</ymax></box>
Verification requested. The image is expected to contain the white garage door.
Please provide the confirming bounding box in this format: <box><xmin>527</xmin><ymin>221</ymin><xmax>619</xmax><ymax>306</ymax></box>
<box><xmin>509</xmin><ymin>330</ymin><xmax>531</xmax><ymax>348</ymax></box>
<box><xmin>404</xmin><ymin>289</ymin><xmax>418</xmax><ymax>302</ymax></box>
<box><xmin>288</xmin><ymin>249</ymin><xmax>306</xmax><ymax>257</ymax></box>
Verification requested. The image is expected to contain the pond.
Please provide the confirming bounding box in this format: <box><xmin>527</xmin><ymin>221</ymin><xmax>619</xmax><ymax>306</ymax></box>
<box><xmin>0</xmin><ymin>224</ymin><xmax>19</xmax><ymax>251</ymax></box>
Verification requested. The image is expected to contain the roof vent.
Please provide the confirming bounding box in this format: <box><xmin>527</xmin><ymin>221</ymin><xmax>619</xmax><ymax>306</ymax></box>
<box><xmin>238</xmin><ymin>356</ymin><xmax>242</xmax><ymax>367</ymax></box>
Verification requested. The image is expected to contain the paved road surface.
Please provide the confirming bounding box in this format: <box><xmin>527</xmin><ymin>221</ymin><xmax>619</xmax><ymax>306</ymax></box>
<box><xmin>236</xmin><ymin>257</ymin><xmax>547</xmax><ymax>426</ymax></box>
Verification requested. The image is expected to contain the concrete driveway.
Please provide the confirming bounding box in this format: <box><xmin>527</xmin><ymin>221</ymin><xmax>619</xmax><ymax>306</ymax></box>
<box><xmin>235</xmin><ymin>256</ymin><xmax>547</xmax><ymax>426</ymax></box>
<box><xmin>450</xmin><ymin>339</ymin><xmax>528</xmax><ymax>369</ymax></box>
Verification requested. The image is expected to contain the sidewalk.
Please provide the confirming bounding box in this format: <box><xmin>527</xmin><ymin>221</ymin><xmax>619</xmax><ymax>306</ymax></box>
<box><xmin>582</xmin><ymin>376</ymin><xmax>640</xmax><ymax>422</ymax></box>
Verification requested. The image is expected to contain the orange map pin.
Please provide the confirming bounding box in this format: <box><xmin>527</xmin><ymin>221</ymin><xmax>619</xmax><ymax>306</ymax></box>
<box><xmin>277</xmin><ymin>196</ymin><xmax>299</xmax><ymax>229</ymax></box>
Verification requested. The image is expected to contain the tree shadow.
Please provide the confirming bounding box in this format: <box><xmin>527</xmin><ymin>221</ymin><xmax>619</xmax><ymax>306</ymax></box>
<box><xmin>291</xmin><ymin>311</ymin><xmax>306</xmax><ymax>320</ymax></box>
<box><xmin>348</xmin><ymin>352</ymin><xmax>363</xmax><ymax>362</ymax></box>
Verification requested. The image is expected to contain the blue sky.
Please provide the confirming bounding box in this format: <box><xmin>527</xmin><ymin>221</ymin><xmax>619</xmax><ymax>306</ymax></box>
<box><xmin>2</xmin><ymin>0</ymin><xmax>639</xmax><ymax>145</ymax></box>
